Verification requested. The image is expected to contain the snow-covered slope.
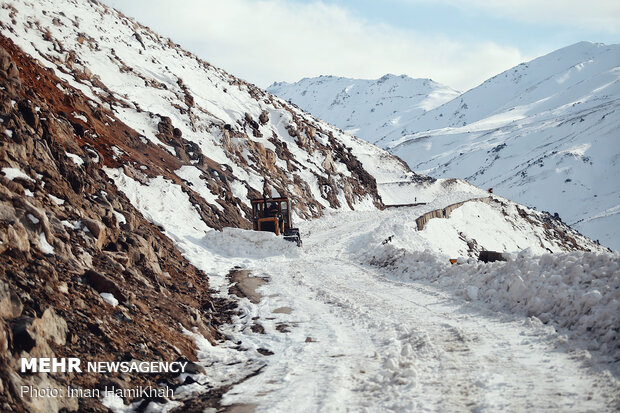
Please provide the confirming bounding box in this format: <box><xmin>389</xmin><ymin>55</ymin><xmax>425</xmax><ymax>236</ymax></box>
<box><xmin>267</xmin><ymin>74</ymin><xmax>459</xmax><ymax>144</ymax></box>
<box><xmin>382</xmin><ymin>42</ymin><xmax>620</xmax><ymax>251</ymax></box>
<box><xmin>132</xmin><ymin>204</ymin><xmax>620</xmax><ymax>412</ymax></box>
<box><xmin>382</xmin><ymin>42</ymin><xmax>620</xmax><ymax>136</ymax></box>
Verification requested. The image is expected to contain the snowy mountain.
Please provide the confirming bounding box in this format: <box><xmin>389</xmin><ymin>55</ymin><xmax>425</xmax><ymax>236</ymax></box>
<box><xmin>381</xmin><ymin>42</ymin><xmax>620</xmax><ymax>135</ymax></box>
<box><xmin>1</xmin><ymin>1</ymin><xmax>618</xmax><ymax>412</ymax></box>
<box><xmin>267</xmin><ymin>74</ymin><xmax>459</xmax><ymax>144</ymax></box>
<box><xmin>272</xmin><ymin>43</ymin><xmax>620</xmax><ymax>251</ymax></box>
<box><xmin>383</xmin><ymin>42</ymin><xmax>620</xmax><ymax>251</ymax></box>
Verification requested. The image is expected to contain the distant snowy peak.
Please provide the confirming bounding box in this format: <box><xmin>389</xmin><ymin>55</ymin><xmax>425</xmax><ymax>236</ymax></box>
<box><xmin>267</xmin><ymin>42</ymin><xmax>620</xmax><ymax>250</ymax></box>
<box><xmin>382</xmin><ymin>41</ymin><xmax>620</xmax><ymax>140</ymax></box>
<box><xmin>381</xmin><ymin>41</ymin><xmax>620</xmax><ymax>251</ymax></box>
<box><xmin>267</xmin><ymin>74</ymin><xmax>459</xmax><ymax>144</ymax></box>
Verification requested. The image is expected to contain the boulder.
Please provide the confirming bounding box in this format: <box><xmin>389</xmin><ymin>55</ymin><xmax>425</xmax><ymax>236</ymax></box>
<box><xmin>244</xmin><ymin>112</ymin><xmax>259</xmax><ymax>130</ymax></box>
<box><xmin>84</xmin><ymin>269</ymin><xmax>126</xmax><ymax>303</ymax></box>
<box><xmin>157</xmin><ymin>116</ymin><xmax>174</xmax><ymax>142</ymax></box>
<box><xmin>0</xmin><ymin>282</ymin><xmax>23</xmax><ymax>319</ymax></box>
<box><xmin>478</xmin><ymin>250</ymin><xmax>506</xmax><ymax>263</ymax></box>
<box><xmin>265</xmin><ymin>148</ymin><xmax>277</xmax><ymax>171</ymax></box>
<box><xmin>17</xmin><ymin>99</ymin><xmax>40</xmax><ymax>130</ymax></box>
<box><xmin>82</xmin><ymin>217</ymin><xmax>106</xmax><ymax>249</ymax></box>
<box><xmin>286</xmin><ymin>124</ymin><xmax>298</xmax><ymax>138</ymax></box>
<box><xmin>0</xmin><ymin>46</ymin><xmax>20</xmax><ymax>85</ymax></box>
<box><xmin>131</xmin><ymin>235</ymin><xmax>162</xmax><ymax>276</ymax></box>
<box><xmin>32</xmin><ymin>308</ymin><xmax>67</xmax><ymax>347</ymax></box>
<box><xmin>11</xmin><ymin>308</ymin><xmax>67</xmax><ymax>354</ymax></box>
<box><xmin>321</xmin><ymin>151</ymin><xmax>336</xmax><ymax>174</ymax></box>
<box><xmin>12</xmin><ymin>316</ymin><xmax>36</xmax><ymax>353</ymax></box>
<box><xmin>6</xmin><ymin>222</ymin><xmax>30</xmax><ymax>256</ymax></box>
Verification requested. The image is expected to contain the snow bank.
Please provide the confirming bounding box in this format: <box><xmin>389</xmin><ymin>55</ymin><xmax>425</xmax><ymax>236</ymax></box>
<box><xmin>201</xmin><ymin>227</ymin><xmax>301</xmax><ymax>260</ymax></box>
<box><xmin>365</xmin><ymin>244</ymin><xmax>620</xmax><ymax>362</ymax></box>
<box><xmin>104</xmin><ymin>167</ymin><xmax>210</xmax><ymax>240</ymax></box>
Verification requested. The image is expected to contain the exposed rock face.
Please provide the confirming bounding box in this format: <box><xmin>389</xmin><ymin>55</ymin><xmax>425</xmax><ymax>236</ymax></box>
<box><xmin>0</xmin><ymin>0</ymin><xmax>389</xmax><ymax>226</ymax></box>
<box><xmin>0</xmin><ymin>38</ymin><xmax>233</xmax><ymax>412</ymax></box>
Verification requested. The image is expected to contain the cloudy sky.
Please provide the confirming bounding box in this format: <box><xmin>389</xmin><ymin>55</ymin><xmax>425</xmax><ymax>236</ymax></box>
<box><xmin>102</xmin><ymin>0</ymin><xmax>620</xmax><ymax>92</ymax></box>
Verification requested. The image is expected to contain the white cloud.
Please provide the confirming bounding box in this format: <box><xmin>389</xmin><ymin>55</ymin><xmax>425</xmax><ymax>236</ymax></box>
<box><xmin>104</xmin><ymin>0</ymin><xmax>530</xmax><ymax>91</ymax></box>
<box><xmin>409</xmin><ymin>0</ymin><xmax>620</xmax><ymax>34</ymax></box>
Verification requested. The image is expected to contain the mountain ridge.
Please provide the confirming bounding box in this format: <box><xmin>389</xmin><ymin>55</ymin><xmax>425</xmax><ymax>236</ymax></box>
<box><xmin>380</xmin><ymin>41</ymin><xmax>619</xmax><ymax>139</ymax></box>
<box><xmin>267</xmin><ymin>73</ymin><xmax>459</xmax><ymax>144</ymax></box>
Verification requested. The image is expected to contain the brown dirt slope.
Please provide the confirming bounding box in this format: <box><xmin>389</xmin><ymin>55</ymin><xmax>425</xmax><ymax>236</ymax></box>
<box><xmin>0</xmin><ymin>35</ymin><xmax>234</xmax><ymax>412</ymax></box>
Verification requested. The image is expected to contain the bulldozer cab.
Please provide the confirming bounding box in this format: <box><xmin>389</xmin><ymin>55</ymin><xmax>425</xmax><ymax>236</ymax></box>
<box><xmin>250</xmin><ymin>197</ymin><xmax>301</xmax><ymax>246</ymax></box>
<box><xmin>251</xmin><ymin>197</ymin><xmax>291</xmax><ymax>235</ymax></box>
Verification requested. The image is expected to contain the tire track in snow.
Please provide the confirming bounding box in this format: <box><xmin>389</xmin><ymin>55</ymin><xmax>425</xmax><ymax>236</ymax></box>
<box><xmin>253</xmin><ymin>212</ymin><xmax>617</xmax><ymax>411</ymax></box>
<box><xmin>288</xmin><ymin>253</ymin><xmax>615</xmax><ymax>412</ymax></box>
<box><xmin>218</xmin><ymin>211</ymin><xmax>618</xmax><ymax>411</ymax></box>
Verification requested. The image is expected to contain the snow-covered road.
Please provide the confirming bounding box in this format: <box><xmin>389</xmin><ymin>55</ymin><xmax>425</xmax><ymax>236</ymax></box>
<box><xmin>211</xmin><ymin>210</ymin><xmax>619</xmax><ymax>412</ymax></box>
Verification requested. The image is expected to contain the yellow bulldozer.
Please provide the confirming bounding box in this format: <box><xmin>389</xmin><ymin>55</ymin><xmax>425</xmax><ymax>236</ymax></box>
<box><xmin>251</xmin><ymin>197</ymin><xmax>302</xmax><ymax>247</ymax></box>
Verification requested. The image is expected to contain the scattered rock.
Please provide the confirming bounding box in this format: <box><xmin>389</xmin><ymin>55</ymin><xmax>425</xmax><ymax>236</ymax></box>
<box><xmin>82</xmin><ymin>217</ymin><xmax>106</xmax><ymax>248</ymax></box>
<box><xmin>250</xmin><ymin>323</ymin><xmax>265</xmax><ymax>334</ymax></box>
<box><xmin>0</xmin><ymin>281</ymin><xmax>23</xmax><ymax>319</ymax></box>
<box><xmin>272</xmin><ymin>307</ymin><xmax>292</xmax><ymax>314</ymax></box>
<box><xmin>84</xmin><ymin>269</ymin><xmax>126</xmax><ymax>303</ymax></box>
<box><xmin>227</xmin><ymin>269</ymin><xmax>266</xmax><ymax>304</ymax></box>
<box><xmin>256</xmin><ymin>348</ymin><xmax>274</xmax><ymax>356</ymax></box>
<box><xmin>275</xmin><ymin>323</ymin><xmax>290</xmax><ymax>333</ymax></box>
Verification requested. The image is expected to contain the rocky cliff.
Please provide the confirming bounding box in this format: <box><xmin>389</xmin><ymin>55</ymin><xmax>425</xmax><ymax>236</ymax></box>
<box><xmin>0</xmin><ymin>35</ymin><xmax>237</xmax><ymax>412</ymax></box>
